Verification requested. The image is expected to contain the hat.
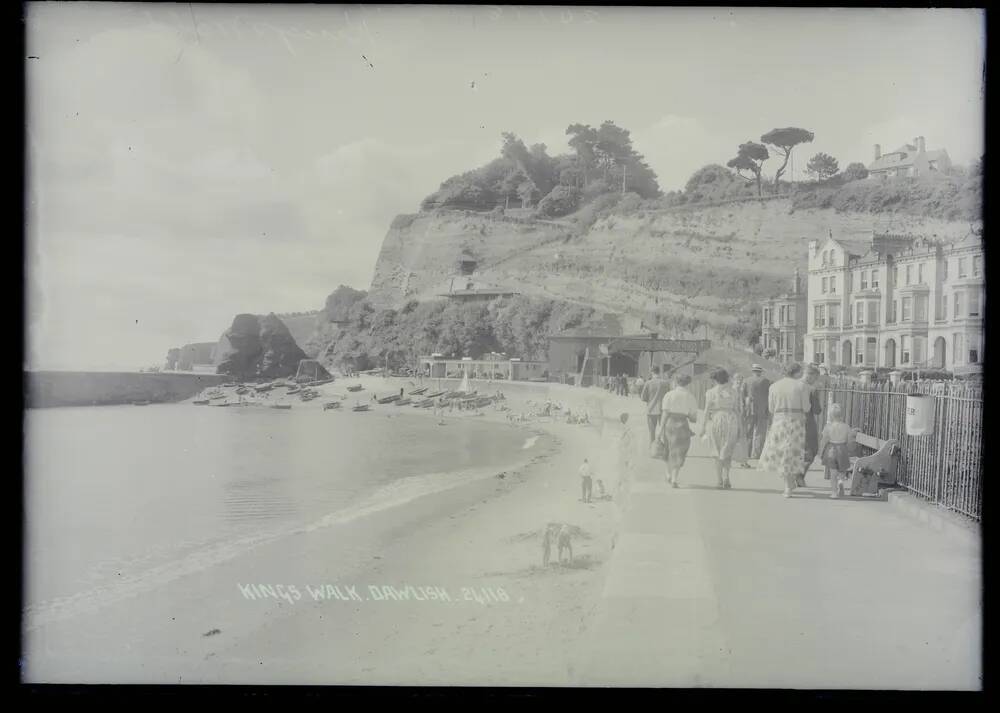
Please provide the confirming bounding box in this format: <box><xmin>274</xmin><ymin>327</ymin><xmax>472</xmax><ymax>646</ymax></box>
<box><xmin>751</xmin><ymin>363</ymin><xmax>763</xmax><ymax>372</ymax></box>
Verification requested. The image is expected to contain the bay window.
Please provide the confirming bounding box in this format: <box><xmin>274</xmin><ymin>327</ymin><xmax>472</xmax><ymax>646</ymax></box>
<box><xmin>901</xmin><ymin>336</ymin><xmax>911</xmax><ymax>365</ymax></box>
<box><xmin>856</xmin><ymin>302</ymin><xmax>864</xmax><ymax>325</ymax></box>
<box><xmin>901</xmin><ymin>297</ymin><xmax>912</xmax><ymax>322</ymax></box>
<box><xmin>829</xmin><ymin>304</ymin><xmax>840</xmax><ymax>327</ymax></box>
<box><xmin>969</xmin><ymin>290</ymin><xmax>980</xmax><ymax>317</ymax></box>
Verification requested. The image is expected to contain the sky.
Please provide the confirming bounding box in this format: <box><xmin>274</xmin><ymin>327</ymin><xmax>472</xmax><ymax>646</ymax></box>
<box><xmin>25</xmin><ymin>4</ymin><xmax>985</xmax><ymax>370</ymax></box>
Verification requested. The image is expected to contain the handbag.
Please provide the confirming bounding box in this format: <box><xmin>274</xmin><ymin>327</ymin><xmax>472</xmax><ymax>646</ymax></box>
<box><xmin>650</xmin><ymin>438</ymin><xmax>665</xmax><ymax>458</ymax></box>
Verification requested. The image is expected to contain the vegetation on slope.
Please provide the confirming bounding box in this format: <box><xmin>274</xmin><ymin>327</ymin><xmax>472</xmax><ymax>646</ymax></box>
<box><xmin>421</xmin><ymin>121</ymin><xmax>661</xmax><ymax>216</ymax></box>
<box><xmin>317</xmin><ymin>293</ymin><xmax>599</xmax><ymax>372</ymax></box>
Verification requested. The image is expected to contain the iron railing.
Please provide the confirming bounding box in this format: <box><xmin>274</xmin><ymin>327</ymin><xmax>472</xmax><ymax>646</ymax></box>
<box><xmin>815</xmin><ymin>379</ymin><xmax>982</xmax><ymax>521</ymax></box>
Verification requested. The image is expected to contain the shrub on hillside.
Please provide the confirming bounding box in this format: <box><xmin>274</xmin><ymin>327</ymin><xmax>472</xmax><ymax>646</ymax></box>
<box><xmin>790</xmin><ymin>173</ymin><xmax>981</xmax><ymax>221</ymax></box>
<box><xmin>536</xmin><ymin>185</ymin><xmax>582</xmax><ymax>217</ymax></box>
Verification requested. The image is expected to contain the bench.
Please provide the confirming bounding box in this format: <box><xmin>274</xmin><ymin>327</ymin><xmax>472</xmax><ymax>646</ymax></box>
<box><xmin>845</xmin><ymin>432</ymin><xmax>900</xmax><ymax>497</ymax></box>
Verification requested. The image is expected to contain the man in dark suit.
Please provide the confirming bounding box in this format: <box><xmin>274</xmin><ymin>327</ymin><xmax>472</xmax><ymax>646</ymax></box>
<box><xmin>640</xmin><ymin>366</ymin><xmax>670</xmax><ymax>443</ymax></box>
<box><xmin>747</xmin><ymin>364</ymin><xmax>772</xmax><ymax>460</ymax></box>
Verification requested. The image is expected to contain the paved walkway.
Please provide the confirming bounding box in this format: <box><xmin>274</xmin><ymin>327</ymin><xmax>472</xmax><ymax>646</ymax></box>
<box><xmin>572</xmin><ymin>407</ymin><xmax>981</xmax><ymax>690</ymax></box>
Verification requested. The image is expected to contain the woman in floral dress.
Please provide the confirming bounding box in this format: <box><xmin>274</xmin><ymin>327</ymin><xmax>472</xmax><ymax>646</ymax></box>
<box><xmin>757</xmin><ymin>361</ymin><xmax>810</xmax><ymax>498</ymax></box>
<box><xmin>702</xmin><ymin>368</ymin><xmax>742</xmax><ymax>488</ymax></box>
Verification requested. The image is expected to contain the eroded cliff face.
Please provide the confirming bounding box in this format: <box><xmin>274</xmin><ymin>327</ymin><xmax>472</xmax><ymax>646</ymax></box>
<box><xmin>368</xmin><ymin>202</ymin><xmax>980</xmax><ymax>339</ymax></box>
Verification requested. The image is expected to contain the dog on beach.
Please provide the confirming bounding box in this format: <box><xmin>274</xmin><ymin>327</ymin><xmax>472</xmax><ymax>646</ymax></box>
<box><xmin>542</xmin><ymin>523</ymin><xmax>573</xmax><ymax>566</ymax></box>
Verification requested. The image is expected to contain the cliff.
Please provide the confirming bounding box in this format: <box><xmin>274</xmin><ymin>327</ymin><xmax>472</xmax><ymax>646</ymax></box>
<box><xmin>368</xmin><ymin>200</ymin><xmax>980</xmax><ymax>343</ymax></box>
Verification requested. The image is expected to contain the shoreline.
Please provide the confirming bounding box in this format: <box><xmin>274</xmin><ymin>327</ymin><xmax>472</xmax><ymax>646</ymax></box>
<box><xmin>24</xmin><ymin>377</ymin><xmax>647</xmax><ymax>684</ymax></box>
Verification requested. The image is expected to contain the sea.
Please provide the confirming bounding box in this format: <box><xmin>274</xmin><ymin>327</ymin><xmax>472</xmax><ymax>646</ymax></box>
<box><xmin>23</xmin><ymin>404</ymin><xmax>535</xmax><ymax>629</ymax></box>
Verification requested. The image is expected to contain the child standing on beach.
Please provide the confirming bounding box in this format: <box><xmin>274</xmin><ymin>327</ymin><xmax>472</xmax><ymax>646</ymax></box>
<box><xmin>818</xmin><ymin>403</ymin><xmax>853</xmax><ymax>499</ymax></box>
<box><xmin>579</xmin><ymin>458</ymin><xmax>594</xmax><ymax>503</ymax></box>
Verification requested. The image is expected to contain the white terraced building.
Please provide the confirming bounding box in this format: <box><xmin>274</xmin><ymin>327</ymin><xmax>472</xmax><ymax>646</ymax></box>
<box><xmin>804</xmin><ymin>231</ymin><xmax>983</xmax><ymax>375</ymax></box>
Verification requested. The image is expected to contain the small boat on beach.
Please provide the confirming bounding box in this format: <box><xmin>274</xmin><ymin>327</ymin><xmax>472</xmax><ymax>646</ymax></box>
<box><xmin>347</xmin><ymin>385</ymin><xmax>364</xmax><ymax>392</ymax></box>
<box><xmin>352</xmin><ymin>404</ymin><xmax>370</xmax><ymax>412</ymax></box>
<box><xmin>193</xmin><ymin>399</ymin><xmax>210</xmax><ymax>405</ymax></box>
<box><xmin>395</xmin><ymin>398</ymin><xmax>412</xmax><ymax>406</ymax></box>
<box><xmin>324</xmin><ymin>401</ymin><xmax>342</xmax><ymax>410</ymax></box>
<box><xmin>408</xmin><ymin>386</ymin><xmax>428</xmax><ymax>396</ymax></box>
<box><xmin>377</xmin><ymin>394</ymin><xmax>400</xmax><ymax>404</ymax></box>
<box><xmin>271</xmin><ymin>404</ymin><xmax>292</xmax><ymax>410</ymax></box>
<box><xmin>424</xmin><ymin>390</ymin><xmax>445</xmax><ymax>398</ymax></box>
<box><xmin>305</xmin><ymin>378</ymin><xmax>335</xmax><ymax>387</ymax></box>
<box><xmin>413</xmin><ymin>399</ymin><xmax>436</xmax><ymax>409</ymax></box>
<box><xmin>209</xmin><ymin>394</ymin><xmax>227</xmax><ymax>400</ymax></box>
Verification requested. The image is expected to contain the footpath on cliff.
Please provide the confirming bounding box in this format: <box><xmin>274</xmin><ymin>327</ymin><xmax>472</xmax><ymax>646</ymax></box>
<box><xmin>570</xmin><ymin>394</ymin><xmax>981</xmax><ymax>690</ymax></box>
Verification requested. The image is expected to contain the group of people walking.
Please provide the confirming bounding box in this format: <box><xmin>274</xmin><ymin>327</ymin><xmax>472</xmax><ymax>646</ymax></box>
<box><xmin>639</xmin><ymin>361</ymin><xmax>847</xmax><ymax>498</ymax></box>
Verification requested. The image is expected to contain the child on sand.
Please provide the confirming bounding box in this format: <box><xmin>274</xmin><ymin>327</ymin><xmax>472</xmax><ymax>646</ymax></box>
<box><xmin>818</xmin><ymin>403</ymin><xmax>852</xmax><ymax>499</ymax></box>
<box><xmin>579</xmin><ymin>458</ymin><xmax>594</xmax><ymax>503</ymax></box>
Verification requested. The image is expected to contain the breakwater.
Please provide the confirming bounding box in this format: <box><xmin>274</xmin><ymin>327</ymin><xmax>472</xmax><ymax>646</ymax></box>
<box><xmin>25</xmin><ymin>371</ymin><xmax>228</xmax><ymax>408</ymax></box>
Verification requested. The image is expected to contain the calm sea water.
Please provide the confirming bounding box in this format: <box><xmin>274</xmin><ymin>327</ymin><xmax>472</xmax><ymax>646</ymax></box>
<box><xmin>23</xmin><ymin>404</ymin><xmax>531</xmax><ymax>622</ymax></box>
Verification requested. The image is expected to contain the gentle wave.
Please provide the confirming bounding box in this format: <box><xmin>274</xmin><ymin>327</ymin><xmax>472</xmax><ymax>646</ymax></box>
<box><xmin>522</xmin><ymin>436</ymin><xmax>539</xmax><ymax>450</ymax></box>
<box><xmin>23</xmin><ymin>453</ymin><xmax>538</xmax><ymax>631</ymax></box>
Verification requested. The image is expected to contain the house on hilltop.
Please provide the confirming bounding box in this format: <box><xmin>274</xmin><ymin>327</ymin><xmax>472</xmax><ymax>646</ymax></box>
<box><xmin>868</xmin><ymin>136</ymin><xmax>952</xmax><ymax>180</ymax></box>
<box><xmin>759</xmin><ymin>269</ymin><xmax>807</xmax><ymax>364</ymax></box>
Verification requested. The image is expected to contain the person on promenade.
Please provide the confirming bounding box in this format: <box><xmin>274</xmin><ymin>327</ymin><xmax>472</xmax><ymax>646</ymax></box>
<box><xmin>818</xmin><ymin>403</ymin><xmax>852</xmax><ymax>499</ymax></box>
<box><xmin>747</xmin><ymin>364</ymin><xmax>772</xmax><ymax>460</ymax></box>
<box><xmin>732</xmin><ymin>372</ymin><xmax>752</xmax><ymax>469</ymax></box>
<box><xmin>800</xmin><ymin>364</ymin><xmax>824</xmax><ymax>487</ymax></box>
<box><xmin>702</xmin><ymin>368</ymin><xmax>742</xmax><ymax>489</ymax></box>
<box><xmin>579</xmin><ymin>458</ymin><xmax>594</xmax><ymax>503</ymax></box>
<box><xmin>657</xmin><ymin>373</ymin><xmax>699</xmax><ymax>488</ymax></box>
<box><xmin>757</xmin><ymin>361</ymin><xmax>810</xmax><ymax>498</ymax></box>
<box><xmin>634</xmin><ymin>375</ymin><xmax>644</xmax><ymax>399</ymax></box>
<box><xmin>640</xmin><ymin>366</ymin><xmax>670</xmax><ymax>443</ymax></box>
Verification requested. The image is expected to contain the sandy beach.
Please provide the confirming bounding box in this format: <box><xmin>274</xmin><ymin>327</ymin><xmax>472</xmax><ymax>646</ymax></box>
<box><xmin>24</xmin><ymin>375</ymin><xmax>645</xmax><ymax>684</ymax></box>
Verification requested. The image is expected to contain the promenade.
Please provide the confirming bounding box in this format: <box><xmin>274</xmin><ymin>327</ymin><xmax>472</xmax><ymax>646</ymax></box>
<box><xmin>572</xmin><ymin>395</ymin><xmax>982</xmax><ymax>690</ymax></box>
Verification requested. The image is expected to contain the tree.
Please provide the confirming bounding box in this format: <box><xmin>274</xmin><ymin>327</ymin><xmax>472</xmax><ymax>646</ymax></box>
<box><xmin>842</xmin><ymin>162</ymin><xmax>869</xmax><ymax>181</ymax></box>
<box><xmin>726</xmin><ymin>141</ymin><xmax>769</xmax><ymax>197</ymax></box>
<box><xmin>805</xmin><ymin>152</ymin><xmax>839</xmax><ymax>181</ymax></box>
<box><xmin>760</xmin><ymin>127</ymin><xmax>815</xmax><ymax>190</ymax></box>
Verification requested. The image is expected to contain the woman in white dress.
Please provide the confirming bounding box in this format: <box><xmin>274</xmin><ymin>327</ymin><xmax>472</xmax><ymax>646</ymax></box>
<box><xmin>702</xmin><ymin>368</ymin><xmax>742</xmax><ymax>489</ymax></box>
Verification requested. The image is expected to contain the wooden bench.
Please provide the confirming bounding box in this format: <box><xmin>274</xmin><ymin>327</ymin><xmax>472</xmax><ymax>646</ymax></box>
<box><xmin>845</xmin><ymin>431</ymin><xmax>900</xmax><ymax>497</ymax></box>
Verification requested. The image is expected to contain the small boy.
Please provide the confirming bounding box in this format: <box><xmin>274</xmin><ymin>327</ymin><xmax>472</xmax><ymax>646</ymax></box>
<box><xmin>818</xmin><ymin>403</ymin><xmax>852</xmax><ymax>499</ymax></box>
<box><xmin>579</xmin><ymin>458</ymin><xmax>594</xmax><ymax>503</ymax></box>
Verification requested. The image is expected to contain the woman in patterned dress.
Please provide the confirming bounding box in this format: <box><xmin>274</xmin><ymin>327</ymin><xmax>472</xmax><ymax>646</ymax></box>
<box><xmin>757</xmin><ymin>361</ymin><xmax>810</xmax><ymax>498</ymax></box>
<box><xmin>702</xmin><ymin>368</ymin><xmax>742</xmax><ymax>489</ymax></box>
<box><xmin>656</xmin><ymin>373</ymin><xmax>699</xmax><ymax>488</ymax></box>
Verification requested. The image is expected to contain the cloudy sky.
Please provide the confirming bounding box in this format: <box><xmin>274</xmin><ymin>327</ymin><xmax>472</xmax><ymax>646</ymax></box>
<box><xmin>25</xmin><ymin>4</ymin><xmax>984</xmax><ymax>370</ymax></box>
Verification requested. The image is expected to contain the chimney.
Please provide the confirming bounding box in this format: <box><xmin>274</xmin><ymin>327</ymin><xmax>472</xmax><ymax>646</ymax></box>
<box><xmin>874</xmin><ymin>144</ymin><xmax>881</xmax><ymax>160</ymax></box>
<box><xmin>792</xmin><ymin>267</ymin><xmax>801</xmax><ymax>295</ymax></box>
<box><xmin>917</xmin><ymin>136</ymin><xmax>926</xmax><ymax>153</ymax></box>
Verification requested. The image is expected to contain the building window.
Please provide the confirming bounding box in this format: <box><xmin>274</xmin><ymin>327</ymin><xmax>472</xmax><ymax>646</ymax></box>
<box><xmin>936</xmin><ymin>293</ymin><xmax>946</xmax><ymax>321</ymax></box>
<box><xmin>958</xmin><ymin>258</ymin><xmax>967</xmax><ymax>278</ymax></box>
<box><xmin>953</xmin><ymin>334</ymin><xmax>964</xmax><ymax>365</ymax></box>
<box><xmin>821</xmin><ymin>277</ymin><xmax>827</xmax><ymax>294</ymax></box>
<box><xmin>973</xmin><ymin>255</ymin><xmax>981</xmax><ymax>277</ymax></box>
<box><xmin>969</xmin><ymin>290</ymin><xmax>980</xmax><ymax>317</ymax></box>
<box><xmin>814</xmin><ymin>305</ymin><xmax>825</xmax><ymax>328</ymax></box>
<box><xmin>954</xmin><ymin>291</ymin><xmax>962</xmax><ymax>317</ymax></box>
<box><xmin>913</xmin><ymin>337</ymin><xmax>924</xmax><ymax>366</ymax></box>
<box><xmin>860</xmin><ymin>271</ymin><xmax>868</xmax><ymax>290</ymax></box>
<box><xmin>855</xmin><ymin>337</ymin><xmax>864</xmax><ymax>364</ymax></box>
<box><xmin>901</xmin><ymin>297</ymin><xmax>912</xmax><ymax>322</ymax></box>
<box><xmin>870</xmin><ymin>270</ymin><xmax>879</xmax><ymax>290</ymax></box>
<box><xmin>915</xmin><ymin>295</ymin><xmax>927</xmax><ymax>322</ymax></box>
<box><xmin>829</xmin><ymin>278</ymin><xmax>836</xmax><ymax>294</ymax></box>
<box><xmin>918</xmin><ymin>263</ymin><xmax>925</xmax><ymax>284</ymax></box>
<box><xmin>829</xmin><ymin>304</ymin><xmax>839</xmax><ymax>328</ymax></box>
<box><xmin>856</xmin><ymin>302</ymin><xmax>864</xmax><ymax>325</ymax></box>
<box><xmin>901</xmin><ymin>336</ymin><xmax>911</xmax><ymax>365</ymax></box>
<box><xmin>969</xmin><ymin>334</ymin><xmax>980</xmax><ymax>364</ymax></box>
<box><xmin>906</xmin><ymin>264</ymin><xmax>912</xmax><ymax>285</ymax></box>
<box><xmin>813</xmin><ymin>340</ymin><xmax>824</xmax><ymax>364</ymax></box>
<box><xmin>867</xmin><ymin>301</ymin><xmax>879</xmax><ymax>325</ymax></box>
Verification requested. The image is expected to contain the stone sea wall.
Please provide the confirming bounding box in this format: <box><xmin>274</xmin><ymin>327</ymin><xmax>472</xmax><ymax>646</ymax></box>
<box><xmin>25</xmin><ymin>371</ymin><xmax>228</xmax><ymax>408</ymax></box>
